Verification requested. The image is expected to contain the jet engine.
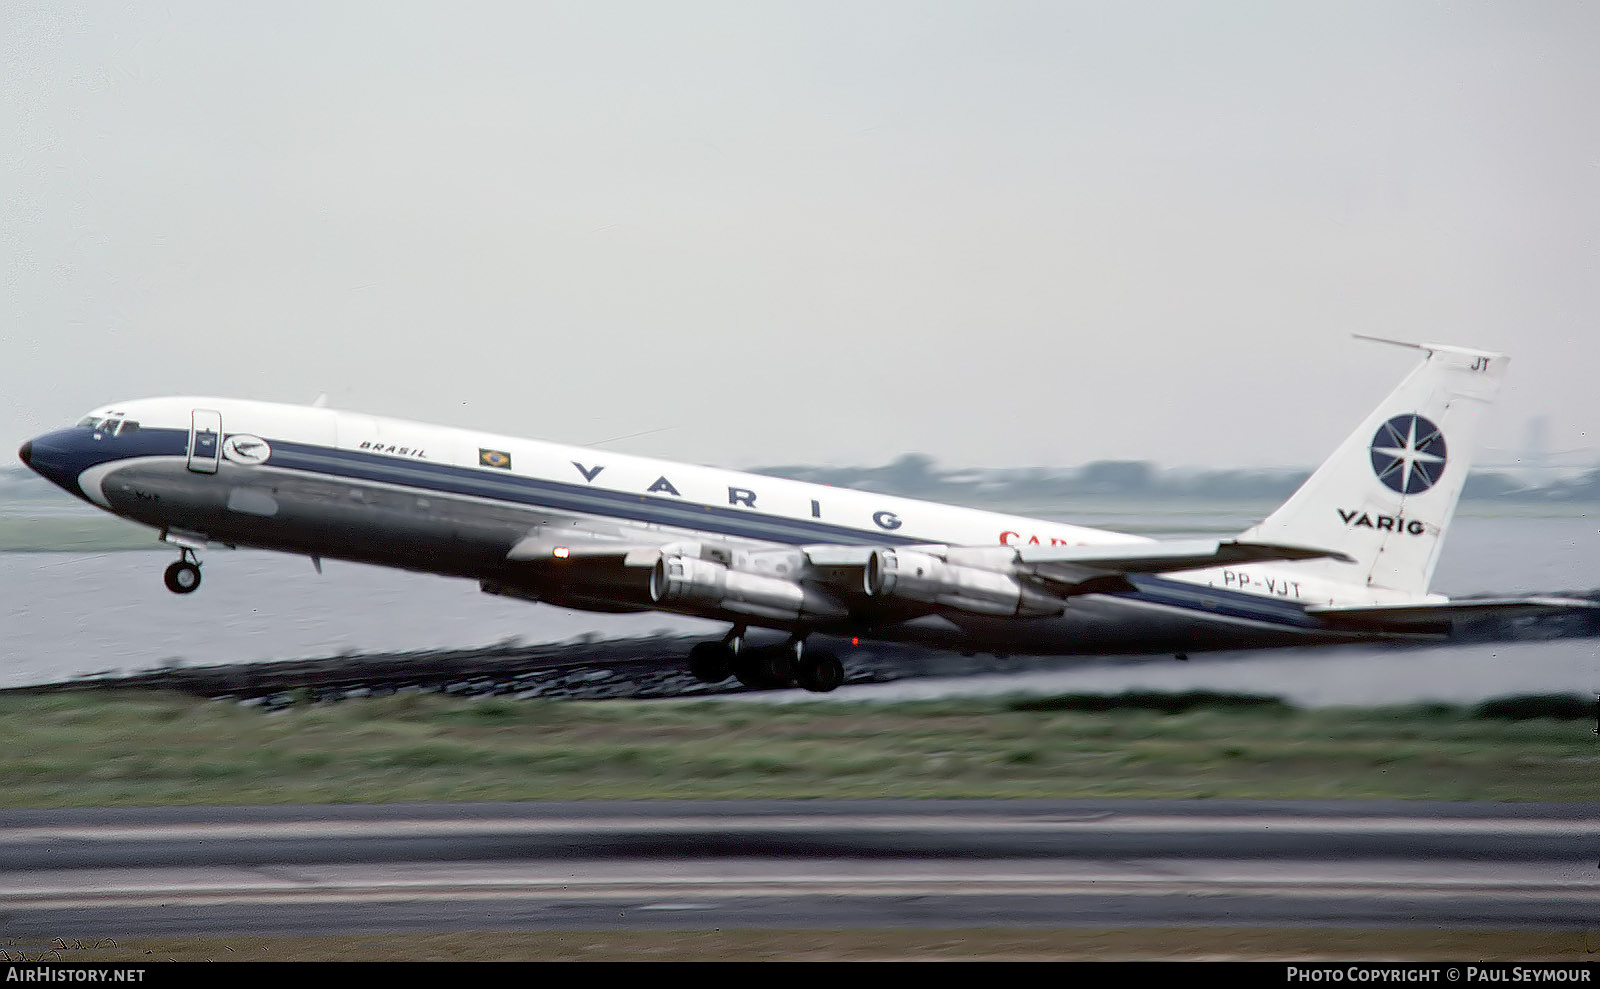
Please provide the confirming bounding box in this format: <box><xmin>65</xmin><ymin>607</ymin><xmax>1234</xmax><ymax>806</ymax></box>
<box><xmin>650</xmin><ymin>555</ymin><xmax>845</xmax><ymax>622</ymax></box>
<box><xmin>864</xmin><ymin>548</ymin><xmax>1062</xmax><ymax>617</ymax></box>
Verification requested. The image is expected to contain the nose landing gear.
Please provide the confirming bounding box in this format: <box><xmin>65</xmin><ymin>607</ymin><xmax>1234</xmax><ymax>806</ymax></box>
<box><xmin>163</xmin><ymin>549</ymin><xmax>202</xmax><ymax>594</ymax></box>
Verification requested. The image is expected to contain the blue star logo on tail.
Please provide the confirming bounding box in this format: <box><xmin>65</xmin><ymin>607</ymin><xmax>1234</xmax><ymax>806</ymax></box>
<box><xmin>1370</xmin><ymin>414</ymin><xmax>1447</xmax><ymax>494</ymax></box>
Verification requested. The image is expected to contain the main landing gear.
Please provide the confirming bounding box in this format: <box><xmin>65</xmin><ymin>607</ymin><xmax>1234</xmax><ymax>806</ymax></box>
<box><xmin>163</xmin><ymin>549</ymin><xmax>202</xmax><ymax>595</ymax></box>
<box><xmin>686</xmin><ymin>628</ymin><xmax>845</xmax><ymax>693</ymax></box>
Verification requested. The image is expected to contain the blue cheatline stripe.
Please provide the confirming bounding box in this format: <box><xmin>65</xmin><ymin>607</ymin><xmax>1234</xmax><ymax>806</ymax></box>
<box><xmin>255</xmin><ymin>437</ymin><xmax>1324</xmax><ymax>630</ymax></box>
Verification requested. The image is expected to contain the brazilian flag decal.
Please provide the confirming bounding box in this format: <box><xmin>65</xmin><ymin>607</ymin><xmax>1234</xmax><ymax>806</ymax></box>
<box><xmin>479</xmin><ymin>448</ymin><xmax>512</xmax><ymax>469</ymax></box>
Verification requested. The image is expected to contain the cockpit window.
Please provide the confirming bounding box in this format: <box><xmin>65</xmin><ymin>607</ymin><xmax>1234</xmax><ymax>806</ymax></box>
<box><xmin>75</xmin><ymin>416</ymin><xmax>140</xmax><ymax>436</ymax></box>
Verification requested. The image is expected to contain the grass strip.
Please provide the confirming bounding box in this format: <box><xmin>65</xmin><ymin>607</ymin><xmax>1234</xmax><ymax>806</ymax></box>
<box><xmin>0</xmin><ymin>691</ymin><xmax>1593</xmax><ymax>807</ymax></box>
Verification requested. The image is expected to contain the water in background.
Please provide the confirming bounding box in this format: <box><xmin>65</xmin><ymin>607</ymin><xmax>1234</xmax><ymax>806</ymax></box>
<box><xmin>0</xmin><ymin>550</ymin><xmax>718</xmax><ymax>688</ymax></box>
<box><xmin>3</xmin><ymin>511</ymin><xmax>1596</xmax><ymax>706</ymax></box>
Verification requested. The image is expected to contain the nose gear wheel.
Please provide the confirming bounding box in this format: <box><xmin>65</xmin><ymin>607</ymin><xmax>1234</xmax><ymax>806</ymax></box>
<box><xmin>163</xmin><ymin>548</ymin><xmax>202</xmax><ymax>594</ymax></box>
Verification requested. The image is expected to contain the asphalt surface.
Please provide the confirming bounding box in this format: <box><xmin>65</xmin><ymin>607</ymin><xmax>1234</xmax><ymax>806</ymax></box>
<box><xmin>2</xmin><ymin>800</ymin><xmax>1595</xmax><ymax>937</ymax></box>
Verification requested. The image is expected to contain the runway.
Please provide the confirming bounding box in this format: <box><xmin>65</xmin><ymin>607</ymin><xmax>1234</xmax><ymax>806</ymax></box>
<box><xmin>2</xmin><ymin>800</ymin><xmax>1595</xmax><ymax>938</ymax></box>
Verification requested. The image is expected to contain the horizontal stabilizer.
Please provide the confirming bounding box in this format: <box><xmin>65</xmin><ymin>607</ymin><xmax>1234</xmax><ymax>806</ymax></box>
<box><xmin>1016</xmin><ymin>539</ymin><xmax>1353</xmax><ymax>573</ymax></box>
<box><xmin>1308</xmin><ymin>596</ymin><xmax>1600</xmax><ymax>630</ymax></box>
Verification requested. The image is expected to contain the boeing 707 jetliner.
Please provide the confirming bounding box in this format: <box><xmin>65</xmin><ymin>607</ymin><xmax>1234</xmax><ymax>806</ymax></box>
<box><xmin>18</xmin><ymin>338</ymin><xmax>1593</xmax><ymax>692</ymax></box>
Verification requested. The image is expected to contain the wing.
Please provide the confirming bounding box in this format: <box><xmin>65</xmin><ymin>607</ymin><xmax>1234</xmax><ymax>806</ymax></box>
<box><xmin>806</xmin><ymin>538</ymin><xmax>1352</xmax><ymax>618</ymax></box>
<box><xmin>1013</xmin><ymin>539</ymin><xmax>1352</xmax><ymax>594</ymax></box>
<box><xmin>494</xmin><ymin>522</ymin><xmax>1353</xmax><ymax>623</ymax></box>
<box><xmin>505</xmin><ymin>519</ymin><xmax>680</xmax><ymax>567</ymax></box>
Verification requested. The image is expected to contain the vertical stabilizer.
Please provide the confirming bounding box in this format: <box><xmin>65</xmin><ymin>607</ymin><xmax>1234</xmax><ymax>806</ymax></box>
<box><xmin>1240</xmin><ymin>340</ymin><xmax>1505</xmax><ymax>598</ymax></box>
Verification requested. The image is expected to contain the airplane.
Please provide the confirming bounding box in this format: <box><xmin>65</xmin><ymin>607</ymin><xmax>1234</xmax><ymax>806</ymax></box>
<box><xmin>17</xmin><ymin>337</ymin><xmax>1595</xmax><ymax>693</ymax></box>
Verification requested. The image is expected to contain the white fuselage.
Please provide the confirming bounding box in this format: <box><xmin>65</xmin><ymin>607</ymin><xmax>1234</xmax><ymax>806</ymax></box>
<box><xmin>19</xmin><ymin>394</ymin><xmax>1423</xmax><ymax>658</ymax></box>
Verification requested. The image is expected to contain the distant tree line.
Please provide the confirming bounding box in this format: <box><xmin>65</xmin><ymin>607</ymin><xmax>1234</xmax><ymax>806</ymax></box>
<box><xmin>750</xmin><ymin>454</ymin><xmax>1600</xmax><ymax>504</ymax></box>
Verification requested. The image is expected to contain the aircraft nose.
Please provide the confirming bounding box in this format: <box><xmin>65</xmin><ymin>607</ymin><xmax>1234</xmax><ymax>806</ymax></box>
<box><xmin>16</xmin><ymin>431</ymin><xmax>85</xmax><ymax>498</ymax></box>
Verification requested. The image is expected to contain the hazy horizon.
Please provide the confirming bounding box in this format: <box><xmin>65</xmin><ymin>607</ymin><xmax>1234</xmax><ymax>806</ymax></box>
<box><xmin>6</xmin><ymin>3</ymin><xmax>1597</xmax><ymax>470</ymax></box>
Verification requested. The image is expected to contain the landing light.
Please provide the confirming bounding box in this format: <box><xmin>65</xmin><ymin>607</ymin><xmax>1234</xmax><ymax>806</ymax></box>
<box><xmin>553</xmin><ymin>547</ymin><xmax>570</xmax><ymax>559</ymax></box>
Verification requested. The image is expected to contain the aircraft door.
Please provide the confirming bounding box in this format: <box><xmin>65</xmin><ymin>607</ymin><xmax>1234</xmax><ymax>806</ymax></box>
<box><xmin>188</xmin><ymin>409</ymin><xmax>223</xmax><ymax>474</ymax></box>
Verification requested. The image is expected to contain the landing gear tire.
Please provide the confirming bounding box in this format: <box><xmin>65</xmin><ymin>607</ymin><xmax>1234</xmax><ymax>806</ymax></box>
<box><xmin>687</xmin><ymin>641</ymin><xmax>736</xmax><ymax>683</ymax></box>
<box><xmin>796</xmin><ymin>650</ymin><xmax>844</xmax><ymax>693</ymax></box>
<box><xmin>732</xmin><ymin>646</ymin><xmax>797</xmax><ymax>690</ymax></box>
<box><xmin>163</xmin><ymin>560</ymin><xmax>201</xmax><ymax>594</ymax></box>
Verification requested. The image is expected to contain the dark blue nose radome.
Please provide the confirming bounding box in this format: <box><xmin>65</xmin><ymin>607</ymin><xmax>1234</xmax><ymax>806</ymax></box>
<box><xmin>16</xmin><ymin>431</ymin><xmax>88</xmax><ymax>500</ymax></box>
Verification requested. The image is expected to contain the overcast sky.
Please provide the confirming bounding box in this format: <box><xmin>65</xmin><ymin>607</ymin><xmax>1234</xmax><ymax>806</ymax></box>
<box><xmin>4</xmin><ymin>2</ymin><xmax>1597</xmax><ymax>472</ymax></box>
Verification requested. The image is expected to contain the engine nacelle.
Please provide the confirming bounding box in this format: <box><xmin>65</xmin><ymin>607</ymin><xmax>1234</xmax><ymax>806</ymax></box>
<box><xmin>865</xmin><ymin>548</ymin><xmax>1061</xmax><ymax>617</ymax></box>
<box><xmin>651</xmin><ymin>555</ymin><xmax>844</xmax><ymax>622</ymax></box>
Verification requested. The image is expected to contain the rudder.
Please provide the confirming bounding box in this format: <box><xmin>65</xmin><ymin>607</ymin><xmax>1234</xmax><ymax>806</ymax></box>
<box><xmin>1240</xmin><ymin>338</ymin><xmax>1506</xmax><ymax>598</ymax></box>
